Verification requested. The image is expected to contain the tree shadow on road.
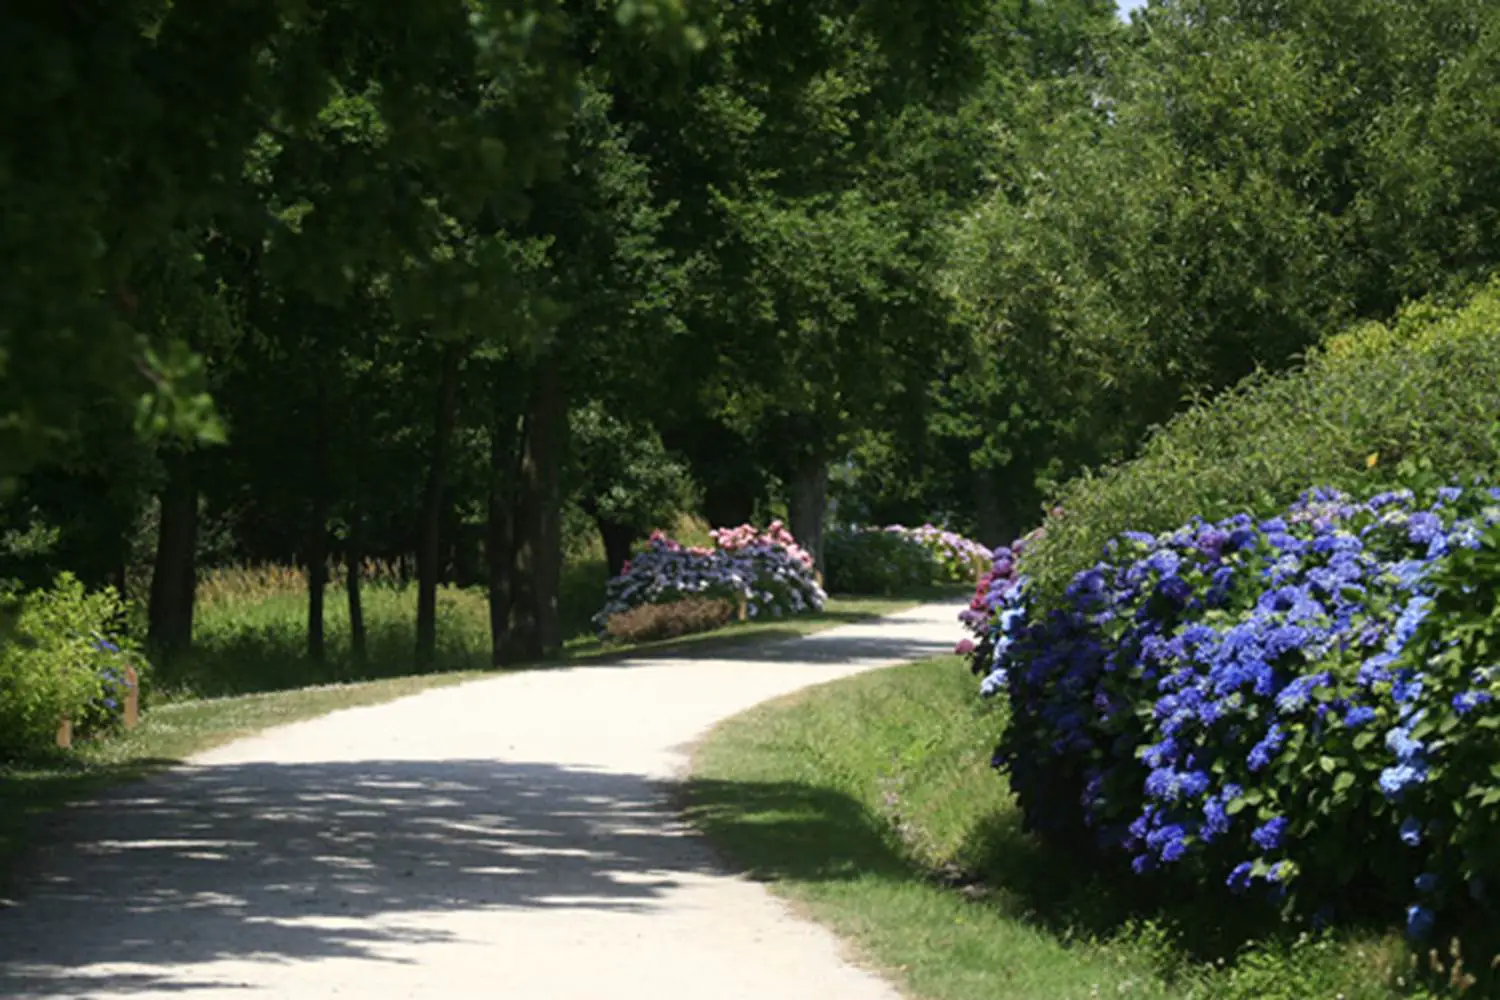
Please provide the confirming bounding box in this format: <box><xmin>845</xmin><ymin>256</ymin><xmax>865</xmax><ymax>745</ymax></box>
<box><xmin>0</xmin><ymin>759</ymin><xmax>769</xmax><ymax>996</ymax></box>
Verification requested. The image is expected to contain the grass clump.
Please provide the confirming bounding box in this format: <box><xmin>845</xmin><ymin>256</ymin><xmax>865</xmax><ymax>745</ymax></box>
<box><xmin>164</xmin><ymin>557</ymin><xmax>612</xmax><ymax>698</ymax></box>
<box><xmin>688</xmin><ymin>657</ymin><xmax>1436</xmax><ymax>1000</ymax></box>
<box><xmin>1026</xmin><ymin>280</ymin><xmax>1500</xmax><ymax>605</ymax></box>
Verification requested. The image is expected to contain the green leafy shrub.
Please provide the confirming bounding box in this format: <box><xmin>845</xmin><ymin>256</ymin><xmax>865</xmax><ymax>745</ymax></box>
<box><xmin>603</xmin><ymin>597</ymin><xmax>737</xmax><ymax>643</ymax></box>
<box><xmin>823</xmin><ymin>527</ymin><xmax>934</xmax><ymax>594</ymax></box>
<box><xmin>826</xmin><ymin>524</ymin><xmax>991</xmax><ymax>593</ymax></box>
<box><xmin>894</xmin><ymin>524</ymin><xmax>993</xmax><ymax>583</ymax></box>
<box><xmin>0</xmin><ymin>574</ymin><xmax>145</xmax><ymax>759</ymax></box>
<box><xmin>1024</xmin><ymin>281</ymin><xmax>1500</xmax><ymax>607</ymax></box>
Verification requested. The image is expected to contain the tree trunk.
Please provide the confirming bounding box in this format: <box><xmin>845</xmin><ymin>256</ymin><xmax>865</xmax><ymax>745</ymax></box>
<box><xmin>597</xmin><ymin>518</ymin><xmax>636</xmax><ymax>580</ymax></box>
<box><xmin>306</xmin><ymin>374</ymin><xmax>331</xmax><ymax>663</ymax></box>
<box><xmin>306</xmin><ymin>532</ymin><xmax>328</xmax><ymax>663</ymax></box>
<box><xmin>347</xmin><ymin>510</ymin><xmax>366</xmax><ymax>667</ymax></box>
<box><xmin>971</xmin><ymin>464</ymin><xmax>1004</xmax><ymax>549</ymax></box>
<box><xmin>787</xmin><ymin>455</ymin><xmax>830</xmax><ymax>573</ymax></box>
<box><xmin>486</xmin><ymin>407</ymin><xmax>521</xmax><ymax>668</ymax></box>
<box><xmin>416</xmin><ymin>342</ymin><xmax>463</xmax><ymax>668</ymax></box>
<box><xmin>148</xmin><ymin>451</ymin><xmax>199</xmax><ymax>656</ymax></box>
<box><xmin>509</xmin><ymin>357</ymin><xmax>566</xmax><ymax>660</ymax></box>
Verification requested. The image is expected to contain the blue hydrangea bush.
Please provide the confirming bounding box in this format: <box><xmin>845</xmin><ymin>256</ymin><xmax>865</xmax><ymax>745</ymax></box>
<box><xmin>963</xmin><ymin>487</ymin><xmax>1500</xmax><ymax>942</ymax></box>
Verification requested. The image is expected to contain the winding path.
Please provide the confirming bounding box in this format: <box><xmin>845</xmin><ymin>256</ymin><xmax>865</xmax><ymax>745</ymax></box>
<box><xmin>0</xmin><ymin>603</ymin><xmax>962</xmax><ymax>999</ymax></box>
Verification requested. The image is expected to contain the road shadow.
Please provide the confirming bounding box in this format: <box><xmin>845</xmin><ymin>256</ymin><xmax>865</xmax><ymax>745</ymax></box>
<box><xmin>0</xmin><ymin>758</ymin><xmax>727</xmax><ymax>996</ymax></box>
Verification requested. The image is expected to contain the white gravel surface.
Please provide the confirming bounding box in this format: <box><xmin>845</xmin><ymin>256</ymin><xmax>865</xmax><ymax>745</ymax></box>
<box><xmin>0</xmin><ymin>602</ymin><xmax>964</xmax><ymax>999</ymax></box>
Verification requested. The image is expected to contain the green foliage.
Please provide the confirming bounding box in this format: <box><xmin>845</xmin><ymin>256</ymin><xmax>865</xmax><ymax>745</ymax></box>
<box><xmin>824</xmin><ymin>528</ymin><xmax>934</xmax><ymax>595</ymax></box>
<box><xmin>568</xmin><ymin>402</ymin><xmax>693</xmax><ymax>534</ymax></box>
<box><xmin>169</xmin><ymin>583</ymin><xmax>491</xmax><ymax>698</ymax></box>
<box><xmin>602</xmin><ymin>597</ymin><xmax>737</xmax><ymax>644</ymax></box>
<box><xmin>929</xmin><ymin>0</ymin><xmax>1500</xmax><ymax>551</ymax></box>
<box><xmin>0</xmin><ymin>575</ymin><xmax>144</xmax><ymax>759</ymax></box>
<box><xmin>1025</xmin><ymin>281</ymin><xmax>1500</xmax><ymax>605</ymax></box>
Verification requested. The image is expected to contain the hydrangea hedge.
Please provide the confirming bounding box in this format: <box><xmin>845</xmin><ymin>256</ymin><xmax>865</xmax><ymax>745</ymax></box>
<box><xmin>824</xmin><ymin>527</ymin><xmax>933</xmax><ymax>595</ymax></box>
<box><xmin>961</xmin><ymin>486</ymin><xmax>1500</xmax><ymax>943</ymax></box>
<box><xmin>825</xmin><ymin>523</ymin><xmax>991</xmax><ymax>595</ymax></box>
<box><xmin>891</xmin><ymin>524</ymin><xmax>993</xmax><ymax>583</ymax></box>
<box><xmin>592</xmin><ymin>520</ymin><xmax>825</xmax><ymax>633</ymax></box>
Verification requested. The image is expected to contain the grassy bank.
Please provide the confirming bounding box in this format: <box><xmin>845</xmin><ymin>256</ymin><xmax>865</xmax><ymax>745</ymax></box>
<box><xmin>686</xmin><ymin>657</ymin><xmax>1423</xmax><ymax>1000</ymax></box>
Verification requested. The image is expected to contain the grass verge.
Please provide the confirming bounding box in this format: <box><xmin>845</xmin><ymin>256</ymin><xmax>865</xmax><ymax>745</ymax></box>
<box><xmin>685</xmin><ymin>656</ymin><xmax>1425</xmax><ymax>1000</ymax></box>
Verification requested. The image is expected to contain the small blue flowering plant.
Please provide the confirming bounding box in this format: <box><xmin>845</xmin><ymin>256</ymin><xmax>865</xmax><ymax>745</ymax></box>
<box><xmin>76</xmin><ymin>638</ymin><xmax>140</xmax><ymax>737</ymax></box>
<box><xmin>961</xmin><ymin>486</ymin><xmax>1500</xmax><ymax>942</ymax></box>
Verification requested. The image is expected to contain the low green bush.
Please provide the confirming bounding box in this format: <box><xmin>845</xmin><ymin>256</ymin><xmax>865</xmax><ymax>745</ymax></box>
<box><xmin>823</xmin><ymin>527</ymin><xmax>934</xmax><ymax>595</ymax></box>
<box><xmin>0</xmin><ymin>574</ymin><xmax>145</xmax><ymax>759</ymax></box>
<box><xmin>1025</xmin><ymin>280</ymin><xmax>1500</xmax><ymax>607</ymax></box>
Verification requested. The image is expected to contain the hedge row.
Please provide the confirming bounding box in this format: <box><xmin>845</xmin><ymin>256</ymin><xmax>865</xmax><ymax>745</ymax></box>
<box><xmin>1024</xmin><ymin>281</ymin><xmax>1500</xmax><ymax>609</ymax></box>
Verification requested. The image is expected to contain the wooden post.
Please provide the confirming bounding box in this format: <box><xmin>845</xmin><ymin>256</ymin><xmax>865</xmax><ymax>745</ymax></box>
<box><xmin>737</xmin><ymin>596</ymin><xmax>748</xmax><ymax>622</ymax></box>
<box><xmin>56</xmin><ymin>718</ymin><xmax>72</xmax><ymax>749</ymax></box>
<box><xmin>123</xmin><ymin>665</ymin><xmax>140</xmax><ymax>730</ymax></box>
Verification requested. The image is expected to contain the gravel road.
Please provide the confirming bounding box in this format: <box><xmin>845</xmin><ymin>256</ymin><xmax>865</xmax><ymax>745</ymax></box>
<box><xmin>0</xmin><ymin>602</ymin><xmax>963</xmax><ymax>999</ymax></box>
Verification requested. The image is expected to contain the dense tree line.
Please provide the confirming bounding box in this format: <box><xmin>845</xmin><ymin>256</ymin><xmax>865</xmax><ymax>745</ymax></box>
<box><xmin>1</xmin><ymin>0</ymin><xmax>1057</xmax><ymax>669</ymax></box>
<box><xmin>850</xmin><ymin>0</ymin><xmax>1500</xmax><ymax>543</ymax></box>
<box><xmin>15</xmin><ymin>0</ymin><xmax>1496</xmax><ymax>677</ymax></box>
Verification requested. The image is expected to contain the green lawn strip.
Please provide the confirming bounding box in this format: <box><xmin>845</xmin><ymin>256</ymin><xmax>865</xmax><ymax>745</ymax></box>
<box><xmin>685</xmin><ymin>657</ymin><xmax>1413</xmax><ymax>1000</ymax></box>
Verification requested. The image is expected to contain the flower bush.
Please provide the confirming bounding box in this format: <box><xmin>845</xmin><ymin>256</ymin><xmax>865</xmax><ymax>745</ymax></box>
<box><xmin>1022</xmin><ymin>280</ymin><xmax>1500</xmax><ymax>608</ymax></box>
<box><xmin>958</xmin><ymin>526</ymin><xmax>1041</xmax><ymax>642</ymax></box>
<box><xmin>824</xmin><ymin>528</ymin><xmax>933</xmax><ymax>595</ymax></box>
<box><xmin>592</xmin><ymin>521</ymin><xmax>825</xmax><ymax>632</ymax></box>
<box><xmin>825</xmin><ymin>522</ymin><xmax>991</xmax><ymax>595</ymax></box>
<box><xmin>961</xmin><ymin>486</ymin><xmax>1500</xmax><ymax>943</ymax></box>
<box><xmin>888</xmin><ymin>524</ymin><xmax>992</xmax><ymax>583</ymax></box>
<box><xmin>0</xmin><ymin>573</ymin><xmax>145</xmax><ymax>759</ymax></box>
